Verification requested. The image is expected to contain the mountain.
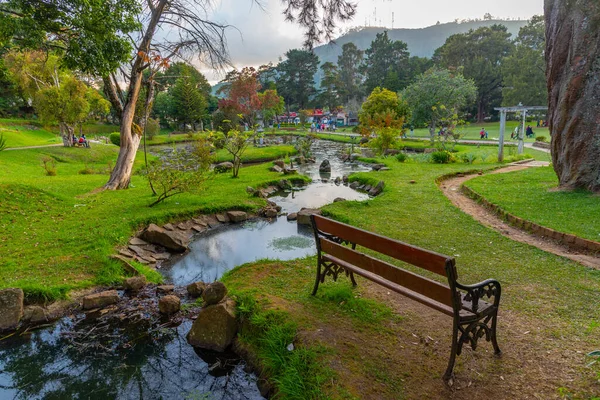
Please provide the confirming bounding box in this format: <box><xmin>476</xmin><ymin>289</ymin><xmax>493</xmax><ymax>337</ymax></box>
<box><xmin>312</xmin><ymin>19</ymin><xmax>529</xmax><ymax>84</ymax></box>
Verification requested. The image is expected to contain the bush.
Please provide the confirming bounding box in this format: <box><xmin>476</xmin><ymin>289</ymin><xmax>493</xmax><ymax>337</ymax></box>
<box><xmin>395</xmin><ymin>152</ymin><xmax>407</xmax><ymax>163</ymax></box>
<box><xmin>431</xmin><ymin>150</ymin><xmax>453</xmax><ymax>164</ymax></box>
<box><xmin>41</xmin><ymin>156</ymin><xmax>56</xmax><ymax>176</ymax></box>
<box><xmin>145</xmin><ymin>118</ymin><xmax>160</xmax><ymax>140</ymax></box>
<box><xmin>460</xmin><ymin>153</ymin><xmax>477</xmax><ymax>164</ymax></box>
<box><xmin>535</xmin><ymin>135</ymin><xmax>548</xmax><ymax>142</ymax></box>
<box><xmin>109</xmin><ymin>132</ymin><xmax>120</xmax><ymax>146</ymax></box>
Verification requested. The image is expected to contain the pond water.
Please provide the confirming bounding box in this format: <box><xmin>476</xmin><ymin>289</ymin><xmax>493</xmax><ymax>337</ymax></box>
<box><xmin>164</xmin><ymin>139</ymin><xmax>370</xmax><ymax>285</ymax></box>
<box><xmin>0</xmin><ymin>139</ymin><xmax>369</xmax><ymax>400</ymax></box>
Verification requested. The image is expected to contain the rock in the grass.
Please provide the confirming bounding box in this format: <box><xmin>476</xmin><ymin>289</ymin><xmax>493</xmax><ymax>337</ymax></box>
<box><xmin>129</xmin><ymin>237</ymin><xmax>149</xmax><ymax>246</ymax></box>
<box><xmin>202</xmin><ymin>282</ymin><xmax>228</xmax><ymax>306</ymax></box>
<box><xmin>140</xmin><ymin>223</ymin><xmax>189</xmax><ymax>253</ymax></box>
<box><xmin>273</xmin><ymin>160</ymin><xmax>285</xmax><ymax>168</ymax></box>
<box><xmin>157</xmin><ymin>285</ymin><xmax>175</xmax><ymax>294</ymax></box>
<box><xmin>214</xmin><ymin>162</ymin><xmax>233</xmax><ymax>173</ymax></box>
<box><xmin>319</xmin><ymin>159</ymin><xmax>331</xmax><ymax>172</ymax></box>
<box><xmin>124</xmin><ymin>276</ymin><xmax>147</xmax><ymax>291</ymax></box>
<box><xmin>159</xmin><ymin>295</ymin><xmax>181</xmax><ymax>315</ymax></box>
<box><xmin>283</xmin><ymin>168</ymin><xmax>297</xmax><ymax>175</ymax></box>
<box><xmin>277</xmin><ymin>179</ymin><xmax>291</xmax><ymax>190</ymax></box>
<box><xmin>22</xmin><ymin>305</ymin><xmax>48</xmax><ymax>324</ymax></box>
<box><xmin>270</xmin><ymin>165</ymin><xmax>283</xmax><ymax>173</ymax></box>
<box><xmin>0</xmin><ymin>288</ymin><xmax>24</xmax><ymax>331</ymax></box>
<box><xmin>349</xmin><ymin>181</ymin><xmax>360</xmax><ymax>189</ymax></box>
<box><xmin>83</xmin><ymin>290</ymin><xmax>119</xmax><ymax>310</ymax></box>
<box><xmin>216</xmin><ymin>213</ymin><xmax>229</xmax><ymax>223</ymax></box>
<box><xmin>371</xmin><ymin>164</ymin><xmax>386</xmax><ymax>171</ymax></box>
<box><xmin>187</xmin><ymin>281</ymin><xmax>207</xmax><ymax>298</ymax></box>
<box><xmin>226</xmin><ymin>211</ymin><xmax>248</xmax><ymax>223</ymax></box>
<box><xmin>287</xmin><ymin>212</ymin><xmax>298</xmax><ymax>221</ymax></box>
<box><xmin>369</xmin><ymin>181</ymin><xmax>385</xmax><ymax>196</ymax></box>
<box><xmin>296</xmin><ymin>208</ymin><xmax>322</xmax><ymax>226</ymax></box>
<box><xmin>187</xmin><ymin>298</ymin><xmax>238</xmax><ymax>352</ymax></box>
<box><xmin>409</xmin><ymin>180</ymin><xmax>416</xmax><ymax>184</ymax></box>
<box><xmin>333</xmin><ymin>197</ymin><xmax>346</xmax><ymax>202</ymax></box>
<box><xmin>246</xmin><ymin>186</ymin><xmax>256</xmax><ymax>194</ymax></box>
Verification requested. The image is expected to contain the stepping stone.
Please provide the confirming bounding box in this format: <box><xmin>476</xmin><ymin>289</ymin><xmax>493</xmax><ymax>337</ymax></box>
<box><xmin>129</xmin><ymin>237</ymin><xmax>149</xmax><ymax>246</ymax></box>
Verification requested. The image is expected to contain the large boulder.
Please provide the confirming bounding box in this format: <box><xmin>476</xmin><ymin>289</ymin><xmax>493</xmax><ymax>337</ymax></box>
<box><xmin>187</xmin><ymin>298</ymin><xmax>238</xmax><ymax>352</ymax></box>
<box><xmin>369</xmin><ymin>181</ymin><xmax>385</xmax><ymax>196</ymax></box>
<box><xmin>187</xmin><ymin>281</ymin><xmax>207</xmax><ymax>298</ymax></box>
<box><xmin>140</xmin><ymin>223</ymin><xmax>189</xmax><ymax>253</ymax></box>
<box><xmin>214</xmin><ymin>161</ymin><xmax>233</xmax><ymax>173</ymax></box>
<box><xmin>319</xmin><ymin>159</ymin><xmax>331</xmax><ymax>172</ymax></box>
<box><xmin>159</xmin><ymin>295</ymin><xmax>181</xmax><ymax>315</ymax></box>
<box><xmin>226</xmin><ymin>211</ymin><xmax>248</xmax><ymax>223</ymax></box>
<box><xmin>296</xmin><ymin>208</ymin><xmax>322</xmax><ymax>226</ymax></box>
<box><xmin>202</xmin><ymin>282</ymin><xmax>228</xmax><ymax>306</ymax></box>
<box><xmin>83</xmin><ymin>290</ymin><xmax>119</xmax><ymax>310</ymax></box>
<box><xmin>0</xmin><ymin>288</ymin><xmax>24</xmax><ymax>331</ymax></box>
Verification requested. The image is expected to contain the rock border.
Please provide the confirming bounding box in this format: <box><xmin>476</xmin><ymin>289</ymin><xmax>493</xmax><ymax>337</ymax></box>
<box><xmin>460</xmin><ymin>185</ymin><xmax>600</xmax><ymax>254</ymax></box>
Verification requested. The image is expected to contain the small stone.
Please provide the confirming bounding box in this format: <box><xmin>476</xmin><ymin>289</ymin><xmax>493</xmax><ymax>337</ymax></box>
<box><xmin>202</xmin><ymin>282</ymin><xmax>228</xmax><ymax>305</ymax></box>
<box><xmin>342</xmin><ymin>175</ymin><xmax>349</xmax><ymax>183</ymax></box>
<box><xmin>129</xmin><ymin>237</ymin><xmax>149</xmax><ymax>246</ymax></box>
<box><xmin>379</xmin><ymin>167</ymin><xmax>391</xmax><ymax>171</ymax></box>
<box><xmin>246</xmin><ymin>186</ymin><xmax>255</xmax><ymax>194</ymax></box>
<box><xmin>273</xmin><ymin>160</ymin><xmax>285</xmax><ymax>168</ymax></box>
<box><xmin>214</xmin><ymin>161</ymin><xmax>233</xmax><ymax>173</ymax></box>
<box><xmin>191</xmin><ymin>225</ymin><xmax>206</xmax><ymax>233</ymax></box>
<box><xmin>83</xmin><ymin>290</ymin><xmax>119</xmax><ymax>310</ymax></box>
<box><xmin>152</xmin><ymin>252</ymin><xmax>171</xmax><ymax>260</ymax></box>
<box><xmin>140</xmin><ymin>223</ymin><xmax>189</xmax><ymax>253</ymax></box>
<box><xmin>0</xmin><ymin>289</ymin><xmax>24</xmax><ymax>330</ymax></box>
<box><xmin>270</xmin><ymin>165</ymin><xmax>283</xmax><ymax>173</ymax></box>
<box><xmin>159</xmin><ymin>295</ymin><xmax>181</xmax><ymax>315</ymax></box>
<box><xmin>409</xmin><ymin>180</ymin><xmax>416</xmax><ymax>184</ymax></box>
<box><xmin>349</xmin><ymin>181</ymin><xmax>360</xmax><ymax>189</ymax></box>
<box><xmin>163</xmin><ymin>223</ymin><xmax>175</xmax><ymax>231</ymax></box>
<box><xmin>226</xmin><ymin>211</ymin><xmax>248</xmax><ymax>223</ymax></box>
<box><xmin>23</xmin><ymin>305</ymin><xmax>48</xmax><ymax>324</ymax></box>
<box><xmin>264</xmin><ymin>208</ymin><xmax>278</xmax><ymax>218</ymax></box>
<box><xmin>287</xmin><ymin>212</ymin><xmax>298</xmax><ymax>221</ymax></box>
<box><xmin>319</xmin><ymin>159</ymin><xmax>331</xmax><ymax>172</ymax></box>
<box><xmin>187</xmin><ymin>281</ymin><xmax>207</xmax><ymax>298</ymax></box>
<box><xmin>119</xmin><ymin>248</ymin><xmax>135</xmax><ymax>258</ymax></box>
<box><xmin>369</xmin><ymin>181</ymin><xmax>385</xmax><ymax>196</ymax></box>
<box><xmin>157</xmin><ymin>285</ymin><xmax>175</xmax><ymax>294</ymax></box>
<box><xmin>333</xmin><ymin>197</ymin><xmax>346</xmax><ymax>202</ymax></box>
<box><xmin>216</xmin><ymin>214</ymin><xmax>229</xmax><ymax>223</ymax></box>
<box><xmin>124</xmin><ymin>276</ymin><xmax>147</xmax><ymax>291</ymax></box>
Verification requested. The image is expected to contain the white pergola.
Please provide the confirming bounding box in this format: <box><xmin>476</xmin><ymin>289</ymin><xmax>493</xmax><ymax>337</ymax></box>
<box><xmin>494</xmin><ymin>105</ymin><xmax>548</xmax><ymax>162</ymax></box>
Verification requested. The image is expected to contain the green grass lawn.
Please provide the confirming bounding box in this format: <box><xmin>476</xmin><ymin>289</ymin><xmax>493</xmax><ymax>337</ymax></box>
<box><xmin>0</xmin><ymin>143</ymin><xmax>301</xmax><ymax>301</ymax></box>
<box><xmin>410</xmin><ymin>121</ymin><xmax>550</xmax><ymax>142</ymax></box>
<box><xmin>0</xmin><ymin>119</ymin><xmax>61</xmax><ymax>148</ymax></box>
<box><xmin>464</xmin><ymin>166</ymin><xmax>600</xmax><ymax>243</ymax></box>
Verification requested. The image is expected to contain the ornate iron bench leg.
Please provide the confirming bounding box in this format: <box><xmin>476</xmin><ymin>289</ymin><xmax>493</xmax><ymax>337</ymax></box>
<box><xmin>491</xmin><ymin>312</ymin><xmax>501</xmax><ymax>355</ymax></box>
<box><xmin>443</xmin><ymin>319</ymin><xmax>459</xmax><ymax>384</ymax></box>
<box><xmin>312</xmin><ymin>259</ymin><xmax>322</xmax><ymax>296</ymax></box>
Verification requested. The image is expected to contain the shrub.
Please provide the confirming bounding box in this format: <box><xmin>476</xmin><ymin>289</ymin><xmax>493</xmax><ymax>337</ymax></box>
<box><xmin>109</xmin><ymin>132</ymin><xmax>120</xmax><ymax>146</ymax></box>
<box><xmin>78</xmin><ymin>167</ymin><xmax>95</xmax><ymax>175</ymax></box>
<box><xmin>431</xmin><ymin>150</ymin><xmax>453</xmax><ymax>164</ymax></box>
<box><xmin>460</xmin><ymin>153</ymin><xmax>477</xmax><ymax>164</ymax></box>
<box><xmin>41</xmin><ymin>156</ymin><xmax>56</xmax><ymax>176</ymax></box>
<box><xmin>145</xmin><ymin>118</ymin><xmax>160</xmax><ymax>140</ymax></box>
<box><xmin>535</xmin><ymin>135</ymin><xmax>548</xmax><ymax>142</ymax></box>
<box><xmin>395</xmin><ymin>152</ymin><xmax>407</xmax><ymax>163</ymax></box>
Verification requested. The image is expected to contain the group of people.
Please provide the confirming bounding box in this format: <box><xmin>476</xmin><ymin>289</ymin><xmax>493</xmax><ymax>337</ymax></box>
<box><xmin>311</xmin><ymin>121</ymin><xmax>336</xmax><ymax>133</ymax></box>
<box><xmin>510</xmin><ymin>125</ymin><xmax>535</xmax><ymax>139</ymax></box>
<box><xmin>479</xmin><ymin>128</ymin><xmax>489</xmax><ymax>139</ymax></box>
<box><xmin>72</xmin><ymin>134</ymin><xmax>90</xmax><ymax>148</ymax></box>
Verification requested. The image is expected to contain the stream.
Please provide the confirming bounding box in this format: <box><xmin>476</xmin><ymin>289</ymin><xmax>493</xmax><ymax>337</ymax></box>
<box><xmin>0</xmin><ymin>139</ymin><xmax>369</xmax><ymax>400</ymax></box>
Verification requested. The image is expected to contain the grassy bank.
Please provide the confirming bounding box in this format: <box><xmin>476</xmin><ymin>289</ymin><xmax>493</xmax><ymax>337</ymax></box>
<box><xmin>464</xmin><ymin>166</ymin><xmax>600</xmax><ymax>243</ymax></box>
<box><xmin>221</xmin><ymin>158</ymin><xmax>600</xmax><ymax>398</ymax></box>
<box><xmin>0</xmin><ymin>143</ymin><xmax>299</xmax><ymax>301</ymax></box>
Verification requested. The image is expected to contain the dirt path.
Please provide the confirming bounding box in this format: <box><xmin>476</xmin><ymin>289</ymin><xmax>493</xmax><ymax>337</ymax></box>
<box><xmin>5</xmin><ymin>143</ymin><xmax>63</xmax><ymax>150</ymax></box>
<box><xmin>439</xmin><ymin>163</ymin><xmax>600</xmax><ymax>269</ymax></box>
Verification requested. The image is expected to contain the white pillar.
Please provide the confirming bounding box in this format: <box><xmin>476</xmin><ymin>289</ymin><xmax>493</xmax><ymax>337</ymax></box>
<box><xmin>498</xmin><ymin>110</ymin><xmax>506</xmax><ymax>162</ymax></box>
<box><xmin>518</xmin><ymin>110</ymin><xmax>527</xmax><ymax>154</ymax></box>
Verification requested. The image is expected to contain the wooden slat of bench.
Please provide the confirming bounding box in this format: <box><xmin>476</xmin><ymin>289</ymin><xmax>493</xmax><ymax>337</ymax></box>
<box><xmin>321</xmin><ymin>238</ymin><xmax>454</xmax><ymax>308</ymax></box>
<box><xmin>313</xmin><ymin>215</ymin><xmax>450</xmax><ymax>276</ymax></box>
<box><xmin>322</xmin><ymin>253</ymin><xmax>454</xmax><ymax>317</ymax></box>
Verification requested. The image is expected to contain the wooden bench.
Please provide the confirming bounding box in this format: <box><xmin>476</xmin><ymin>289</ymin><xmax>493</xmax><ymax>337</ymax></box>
<box><xmin>310</xmin><ymin>215</ymin><xmax>502</xmax><ymax>382</ymax></box>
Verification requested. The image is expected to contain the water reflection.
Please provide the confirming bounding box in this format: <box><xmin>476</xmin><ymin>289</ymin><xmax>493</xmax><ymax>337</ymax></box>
<box><xmin>0</xmin><ymin>317</ymin><xmax>262</xmax><ymax>400</ymax></box>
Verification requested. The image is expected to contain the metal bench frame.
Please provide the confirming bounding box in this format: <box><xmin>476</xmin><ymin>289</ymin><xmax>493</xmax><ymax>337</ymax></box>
<box><xmin>310</xmin><ymin>214</ymin><xmax>502</xmax><ymax>382</ymax></box>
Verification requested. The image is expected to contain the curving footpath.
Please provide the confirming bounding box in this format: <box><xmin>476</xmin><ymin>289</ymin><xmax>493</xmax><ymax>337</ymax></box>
<box><xmin>438</xmin><ymin>161</ymin><xmax>600</xmax><ymax>269</ymax></box>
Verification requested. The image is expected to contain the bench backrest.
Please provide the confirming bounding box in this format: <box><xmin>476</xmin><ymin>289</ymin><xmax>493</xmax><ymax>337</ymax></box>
<box><xmin>312</xmin><ymin>215</ymin><xmax>457</xmax><ymax>307</ymax></box>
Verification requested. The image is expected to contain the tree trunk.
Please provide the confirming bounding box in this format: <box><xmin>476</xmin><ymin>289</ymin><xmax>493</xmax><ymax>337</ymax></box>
<box><xmin>545</xmin><ymin>0</ymin><xmax>600</xmax><ymax>192</ymax></box>
<box><xmin>60</xmin><ymin>123</ymin><xmax>74</xmax><ymax>147</ymax></box>
<box><xmin>476</xmin><ymin>99</ymin><xmax>485</xmax><ymax>123</ymax></box>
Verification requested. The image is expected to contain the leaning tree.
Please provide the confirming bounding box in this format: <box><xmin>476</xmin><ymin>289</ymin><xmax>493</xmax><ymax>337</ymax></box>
<box><xmin>1</xmin><ymin>0</ymin><xmax>355</xmax><ymax>190</ymax></box>
<box><xmin>545</xmin><ymin>0</ymin><xmax>600</xmax><ymax>192</ymax></box>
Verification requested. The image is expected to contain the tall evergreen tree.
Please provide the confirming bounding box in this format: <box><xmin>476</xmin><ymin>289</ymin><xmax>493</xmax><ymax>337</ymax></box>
<box><xmin>317</xmin><ymin>61</ymin><xmax>340</xmax><ymax>110</ymax></box>
<box><xmin>362</xmin><ymin>31</ymin><xmax>410</xmax><ymax>94</ymax></box>
<box><xmin>276</xmin><ymin>49</ymin><xmax>319</xmax><ymax>110</ymax></box>
<box><xmin>336</xmin><ymin>42</ymin><xmax>364</xmax><ymax>104</ymax></box>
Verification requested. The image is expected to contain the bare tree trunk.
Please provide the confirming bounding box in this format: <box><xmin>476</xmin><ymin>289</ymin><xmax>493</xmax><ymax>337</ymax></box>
<box><xmin>60</xmin><ymin>123</ymin><xmax>74</xmax><ymax>147</ymax></box>
<box><xmin>545</xmin><ymin>0</ymin><xmax>600</xmax><ymax>192</ymax></box>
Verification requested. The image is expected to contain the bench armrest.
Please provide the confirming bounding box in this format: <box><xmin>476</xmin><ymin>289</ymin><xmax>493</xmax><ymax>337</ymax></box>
<box><xmin>454</xmin><ymin>279</ymin><xmax>501</xmax><ymax>313</ymax></box>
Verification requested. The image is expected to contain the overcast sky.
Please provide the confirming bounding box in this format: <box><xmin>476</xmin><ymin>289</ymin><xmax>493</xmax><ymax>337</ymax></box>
<box><xmin>202</xmin><ymin>0</ymin><xmax>543</xmax><ymax>83</ymax></box>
